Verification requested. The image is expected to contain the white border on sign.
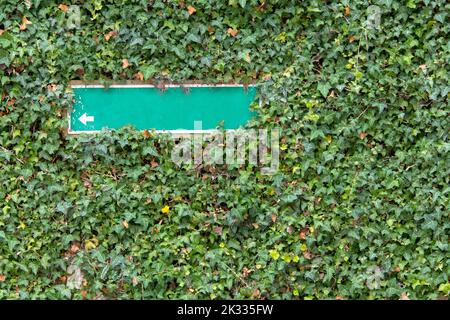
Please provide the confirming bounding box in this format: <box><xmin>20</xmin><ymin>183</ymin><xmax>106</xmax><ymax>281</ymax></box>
<box><xmin>67</xmin><ymin>84</ymin><xmax>259</xmax><ymax>135</ymax></box>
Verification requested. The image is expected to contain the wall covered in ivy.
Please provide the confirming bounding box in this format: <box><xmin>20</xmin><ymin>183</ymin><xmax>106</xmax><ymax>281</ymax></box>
<box><xmin>0</xmin><ymin>0</ymin><xmax>448</xmax><ymax>299</ymax></box>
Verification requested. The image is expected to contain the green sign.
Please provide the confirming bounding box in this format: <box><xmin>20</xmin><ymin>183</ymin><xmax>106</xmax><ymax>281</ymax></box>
<box><xmin>68</xmin><ymin>84</ymin><xmax>257</xmax><ymax>134</ymax></box>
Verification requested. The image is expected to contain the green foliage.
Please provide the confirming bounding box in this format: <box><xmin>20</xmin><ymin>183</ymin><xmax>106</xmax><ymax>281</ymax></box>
<box><xmin>0</xmin><ymin>0</ymin><xmax>449</xmax><ymax>299</ymax></box>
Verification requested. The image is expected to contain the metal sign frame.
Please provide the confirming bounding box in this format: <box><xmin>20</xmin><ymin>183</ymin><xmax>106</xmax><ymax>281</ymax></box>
<box><xmin>67</xmin><ymin>82</ymin><xmax>259</xmax><ymax>135</ymax></box>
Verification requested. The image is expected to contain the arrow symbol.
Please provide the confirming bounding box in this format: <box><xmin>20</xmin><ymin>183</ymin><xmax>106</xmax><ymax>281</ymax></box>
<box><xmin>78</xmin><ymin>113</ymin><xmax>94</xmax><ymax>125</ymax></box>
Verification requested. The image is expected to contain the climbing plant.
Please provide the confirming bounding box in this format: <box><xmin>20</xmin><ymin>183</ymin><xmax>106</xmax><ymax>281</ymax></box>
<box><xmin>0</xmin><ymin>0</ymin><xmax>449</xmax><ymax>299</ymax></box>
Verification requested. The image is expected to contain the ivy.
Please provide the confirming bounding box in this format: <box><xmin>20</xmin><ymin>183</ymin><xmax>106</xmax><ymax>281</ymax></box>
<box><xmin>0</xmin><ymin>0</ymin><xmax>449</xmax><ymax>299</ymax></box>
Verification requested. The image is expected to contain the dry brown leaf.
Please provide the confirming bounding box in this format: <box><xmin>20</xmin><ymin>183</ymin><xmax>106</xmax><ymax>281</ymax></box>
<box><xmin>143</xmin><ymin>129</ymin><xmax>151</xmax><ymax>139</ymax></box>
<box><xmin>213</xmin><ymin>226</ymin><xmax>222</xmax><ymax>235</ymax></box>
<box><xmin>359</xmin><ymin>132</ymin><xmax>368</xmax><ymax>139</ymax></box>
<box><xmin>122</xmin><ymin>59</ymin><xmax>130</xmax><ymax>69</ymax></box>
<box><xmin>242</xmin><ymin>267</ymin><xmax>252</xmax><ymax>277</ymax></box>
<box><xmin>0</xmin><ymin>275</ymin><xmax>5</xmax><ymax>282</ymax></box>
<box><xmin>227</xmin><ymin>27</ymin><xmax>238</xmax><ymax>37</ymax></box>
<box><xmin>303</xmin><ymin>250</ymin><xmax>313</xmax><ymax>260</ymax></box>
<box><xmin>70</xmin><ymin>242</ymin><xmax>80</xmax><ymax>254</ymax></box>
<box><xmin>299</xmin><ymin>227</ymin><xmax>309</xmax><ymax>240</ymax></box>
<box><xmin>245</xmin><ymin>52</ymin><xmax>251</xmax><ymax>63</ymax></box>
<box><xmin>134</xmin><ymin>71</ymin><xmax>144</xmax><ymax>81</ymax></box>
<box><xmin>344</xmin><ymin>6</ymin><xmax>350</xmax><ymax>17</ymax></box>
<box><xmin>132</xmin><ymin>277</ymin><xmax>139</xmax><ymax>286</ymax></box>
<box><xmin>271</xmin><ymin>214</ymin><xmax>277</xmax><ymax>223</ymax></box>
<box><xmin>104</xmin><ymin>30</ymin><xmax>118</xmax><ymax>41</ymax></box>
<box><xmin>0</xmin><ymin>29</ymin><xmax>5</xmax><ymax>36</ymax></box>
<box><xmin>399</xmin><ymin>292</ymin><xmax>410</xmax><ymax>300</ymax></box>
<box><xmin>187</xmin><ymin>5</ymin><xmax>196</xmax><ymax>15</ymax></box>
<box><xmin>58</xmin><ymin>275</ymin><xmax>67</xmax><ymax>284</ymax></box>
<box><xmin>76</xmin><ymin>67</ymin><xmax>85</xmax><ymax>77</ymax></box>
<box><xmin>150</xmin><ymin>160</ymin><xmax>159</xmax><ymax>168</ymax></box>
<box><xmin>58</xmin><ymin>4</ymin><xmax>69</xmax><ymax>13</ymax></box>
<box><xmin>348</xmin><ymin>35</ymin><xmax>355</xmax><ymax>43</ymax></box>
<box><xmin>19</xmin><ymin>16</ymin><xmax>32</xmax><ymax>31</ymax></box>
<box><xmin>122</xmin><ymin>220</ymin><xmax>129</xmax><ymax>229</ymax></box>
<box><xmin>47</xmin><ymin>84</ymin><xmax>57</xmax><ymax>92</ymax></box>
<box><xmin>7</xmin><ymin>98</ymin><xmax>16</xmax><ymax>107</ymax></box>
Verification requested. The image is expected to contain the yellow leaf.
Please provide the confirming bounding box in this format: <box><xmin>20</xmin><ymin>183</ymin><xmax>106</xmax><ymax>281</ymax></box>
<box><xmin>84</xmin><ymin>238</ymin><xmax>98</xmax><ymax>251</ymax></box>
<box><xmin>269</xmin><ymin>250</ymin><xmax>280</xmax><ymax>260</ymax></box>
<box><xmin>161</xmin><ymin>205</ymin><xmax>170</xmax><ymax>214</ymax></box>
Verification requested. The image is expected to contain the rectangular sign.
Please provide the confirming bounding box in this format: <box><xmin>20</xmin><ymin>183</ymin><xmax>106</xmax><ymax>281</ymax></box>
<box><xmin>68</xmin><ymin>84</ymin><xmax>257</xmax><ymax>134</ymax></box>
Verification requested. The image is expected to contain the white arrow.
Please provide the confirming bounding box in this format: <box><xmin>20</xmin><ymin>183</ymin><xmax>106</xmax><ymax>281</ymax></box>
<box><xmin>78</xmin><ymin>113</ymin><xmax>94</xmax><ymax>125</ymax></box>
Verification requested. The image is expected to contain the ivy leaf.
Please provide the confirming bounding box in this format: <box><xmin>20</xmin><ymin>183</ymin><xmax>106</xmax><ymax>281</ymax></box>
<box><xmin>318</xmin><ymin>82</ymin><xmax>331</xmax><ymax>98</ymax></box>
<box><xmin>142</xmin><ymin>145</ymin><xmax>158</xmax><ymax>156</ymax></box>
<box><xmin>140</xmin><ymin>65</ymin><xmax>156</xmax><ymax>80</ymax></box>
